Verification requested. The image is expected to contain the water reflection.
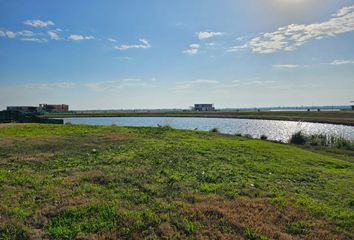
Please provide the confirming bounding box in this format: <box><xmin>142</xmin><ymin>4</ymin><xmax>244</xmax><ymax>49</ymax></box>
<box><xmin>60</xmin><ymin>117</ymin><xmax>354</xmax><ymax>142</ymax></box>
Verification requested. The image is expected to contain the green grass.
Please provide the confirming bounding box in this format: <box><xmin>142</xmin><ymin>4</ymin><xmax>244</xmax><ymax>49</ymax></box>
<box><xmin>0</xmin><ymin>124</ymin><xmax>353</xmax><ymax>239</ymax></box>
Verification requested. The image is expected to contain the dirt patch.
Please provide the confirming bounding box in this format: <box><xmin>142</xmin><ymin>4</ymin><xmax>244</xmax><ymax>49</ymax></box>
<box><xmin>14</xmin><ymin>152</ymin><xmax>55</xmax><ymax>162</ymax></box>
<box><xmin>100</xmin><ymin>133</ymin><xmax>131</xmax><ymax>142</ymax></box>
<box><xmin>185</xmin><ymin>196</ymin><xmax>350</xmax><ymax>240</ymax></box>
<box><xmin>0</xmin><ymin>133</ymin><xmax>131</xmax><ymax>164</ymax></box>
<box><xmin>0</xmin><ymin>138</ymin><xmax>14</xmax><ymax>145</ymax></box>
<box><xmin>0</xmin><ymin>123</ymin><xmax>34</xmax><ymax>128</ymax></box>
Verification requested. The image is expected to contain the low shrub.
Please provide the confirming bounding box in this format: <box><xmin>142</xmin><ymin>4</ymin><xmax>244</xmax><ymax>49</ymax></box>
<box><xmin>289</xmin><ymin>131</ymin><xmax>306</xmax><ymax>145</ymax></box>
<box><xmin>289</xmin><ymin>131</ymin><xmax>354</xmax><ymax>150</ymax></box>
<box><xmin>209</xmin><ymin>128</ymin><xmax>219</xmax><ymax>133</ymax></box>
<box><xmin>157</xmin><ymin>124</ymin><xmax>172</xmax><ymax>129</ymax></box>
<box><xmin>260</xmin><ymin>135</ymin><xmax>268</xmax><ymax>140</ymax></box>
<box><xmin>243</xmin><ymin>134</ymin><xmax>253</xmax><ymax>139</ymax></box>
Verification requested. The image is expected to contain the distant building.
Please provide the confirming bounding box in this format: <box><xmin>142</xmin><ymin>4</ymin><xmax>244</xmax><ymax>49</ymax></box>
<box><xmin>7</xmin><ymin>106</ymin><xmax>39</xmax><ymax>113</ymax></box>
<box><xmin>6</xmin><ymin>104</ymin><xmax>69</xmax><ymax>113</ymax></box>
<box><xmin>194</xmin><ymin>104</ymin><xmax>215</xmax><ymax>111</ymax></box>
<box><xmin>39</xmin><ymin>104</ymin><xmax>69</xmax><ymax>113</ymax></box>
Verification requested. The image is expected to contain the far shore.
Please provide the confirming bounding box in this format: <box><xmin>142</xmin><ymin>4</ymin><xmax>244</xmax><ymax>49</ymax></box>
<box><xmin>42</xmin><ymin>110</ymin><xmax>354</xmax><ymax>126</ymax></box>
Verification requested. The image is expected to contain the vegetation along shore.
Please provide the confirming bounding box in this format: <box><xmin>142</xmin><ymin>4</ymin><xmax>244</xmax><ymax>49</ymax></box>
<box><xmin>42</xmin><ymin>110</ymin><xmax>354</xmax><ymax>126</ymax></box>
<box><xmin>0</xmin><ymin>123</ymin><xmax>353</xmax><ymax>239</ymax></box>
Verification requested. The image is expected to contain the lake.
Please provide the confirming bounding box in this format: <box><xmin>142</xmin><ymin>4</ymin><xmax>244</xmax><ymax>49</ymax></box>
<box><xmin>58</xmin><ymin>117</ymin><xmax>354</xmax><ymax>142</ymax></box>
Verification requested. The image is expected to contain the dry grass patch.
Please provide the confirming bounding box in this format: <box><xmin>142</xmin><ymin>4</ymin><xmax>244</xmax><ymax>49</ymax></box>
<box><xmin>186</xmin><ymin>196</ymin><xmax>349</xmax><ymax>240</ymax></box>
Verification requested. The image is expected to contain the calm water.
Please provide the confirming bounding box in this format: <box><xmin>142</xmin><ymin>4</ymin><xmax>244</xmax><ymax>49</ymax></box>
<box><xmin>60</xmin><ymin>117</ymin><xmax>354</xmax><ymax>142</ymax></box>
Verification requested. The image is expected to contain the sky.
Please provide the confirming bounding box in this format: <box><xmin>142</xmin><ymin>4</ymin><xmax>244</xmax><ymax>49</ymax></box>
<box><xmin>0</xmin><ymin>0</ymin><xmax>354</xmax><ymax>110</ymax></box>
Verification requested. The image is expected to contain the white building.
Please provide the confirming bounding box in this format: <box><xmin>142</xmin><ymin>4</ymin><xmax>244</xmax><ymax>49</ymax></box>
<box><xmin>194</xmin><ymin>104</ymin><xmax>215</xmax><ymax>111</ymax></box>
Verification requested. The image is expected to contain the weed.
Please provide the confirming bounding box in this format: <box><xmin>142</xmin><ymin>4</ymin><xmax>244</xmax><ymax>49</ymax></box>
<box><xmin>243</xmin><ymin>228</ymin><xmax>270</xmax><ymax>240</ymax></box>
<box><xmin>46</xmin><ymin>204</ymin><xmax>118</xmax><ymax>239</ymax></box>
<box><xmin>0</xmin><ymin>224</ymin><xmax>29</xmax><ymax>240</ymax></box>
<box><xmin>285</xmin><ymin>220</ymin><xmax>312</xmax><ymax>235</ymax></box>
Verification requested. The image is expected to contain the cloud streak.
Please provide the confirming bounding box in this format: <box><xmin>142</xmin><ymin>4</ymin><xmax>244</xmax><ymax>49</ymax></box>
<box><xmin>183</xmin><ymin>44</ymin><xmax>200</xmax><ymax>56</ymax></box>
<box><xmin>196</xmin><ymin>31</ymin><xmax>224</xmax><ymax>40</ymax></box>
<box><xmin>68</xmin><ymin>34</ymin><xmax>95</xmax><ymax>41</ymax></box>
<box><xmin>229</xmin><ymin>5</ymin><xmax>354</xmax><ymax>54</ymax></box>
<box><xmin>24</xmin><ymin>19</ymin><xmax>54</xmax><ymax>28</ymax></box>
<box><xmin>178</xmin><ymin>79</ymin><xmax>219</xmax><ymax>84</ymax></box>
<box><xmin>273</xmin><ymin>64</ymin><xmax>300</xmax><ymax>68</ymax></box>
<box><xmin>85</xmin><ymin>79</ymin><xmax>152</xmax><ymax>91</ymax></box>
<box><xmin>330</xmin><ymin>59</ymin><xmax>354</xmax><ymax>65</ymax></box>
<box><xmin>25</xmin><ymin>82</ymin><xmax>76</xmax><ymax>89</ymax></box>
<box><xmin>0</xmin><ymin>30</ymin><xmax>17</xmax><ymax>38</ymax></box>
<box><xmin>48</xmin><ymin>30</ymin><xmax>61</xmax><ymax>40</ymax></box>
<box><xmin>172</xmin><ymin>79</ymin><xmax>219</xmax><ymax>91</ymax></box>
<box><xmin>114</xmin><ymin>39</ymin><xmax>151</xmax><ymax>50</ymax></box>
<box><xmin>21</xmin><ymin>38</ymin><xmax>48</xmax><ymax>43</ymax></box>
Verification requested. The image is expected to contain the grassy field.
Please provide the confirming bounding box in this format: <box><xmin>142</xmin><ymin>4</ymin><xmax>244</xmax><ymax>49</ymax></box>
<box><xmin>0</xmin><ymin>124</ymin><xmax>353</xmax><ymax>239</ymax></box>
<box><xmin>42</xmin><ymin>110</ymin><xmax>354</xmax><ymax>126</ymax></box>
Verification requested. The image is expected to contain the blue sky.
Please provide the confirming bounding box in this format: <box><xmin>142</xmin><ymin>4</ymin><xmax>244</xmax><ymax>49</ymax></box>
<box><xmin>0</xmin><ymin>0</ymin><xmax>354</xmax><ymax>110</ymax></box>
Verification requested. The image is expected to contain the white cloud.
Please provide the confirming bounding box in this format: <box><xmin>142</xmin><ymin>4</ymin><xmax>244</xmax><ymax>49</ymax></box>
<box><xmin>179</xmin><ymin>79</ymin><xmax>219</xmax><ymax>84</ymax></box>
<box><xmin>0</xmin><ymin>30</ymin><xmax>36</xmax><ymax>39</ymax></box>
<box><xmin>114</xmin><ymin>38</ymin><xmax>151</xmax><ymax>50</ymax></box>
<box><xmin>197</xmin><ymin>31</ymin><xmax>224</xmax><ymax>40</ymax></box>
<box><xmin>48</xmin><ymin>31</ymin><xmax>61</xmax><ymax>40</ymax></box>
<box><xmin>236</xmin><ymin>36</ymin><xmax>247</xmax><ymax>41</ymax></box>
<box><xmin>85</xmin><ymin>79</ymin><xmax>151</xmax><ymax>91</ymax></box>
<box><xmin>25</xmin><ymin>82</ymin><xmax>76</xmax><ymax>89</ymax></box>
<box><xmin>172</xmin><ymin>79</ymin><xmax>219</xmax><ymax>91</ymax></box>
<box><xmin>334</xmin><ymin>5</ymin><xmax>354</xmax><ymax>17</ymax></box>
<box><xmin>273</xmin><ymin>64</ymin><xmax>300</xmax><ymax>68</ymax></box>
<box><xmin>330</xmin><ymin>59</ymin><xmax>354</xmax><ymax>65</ymax></box>
<box><xmin>108</xmin><ymin>38</ymin><xmax>117</xmax><ymax>42</ymax></box>
<box><xmin>245</xmin><ymin>80</ymin><xmax>277</xmax><ymax>85</ymax></box>
<box><xmin>68</xmin><ymin>34</ymin><xmax>95</xmax><ymax>41</ymax></box>
<box><xmin>217</xmin><ymin>80</ymin><xmax>277</xmax><ymax>88</ymax></box>
<box><xmin>228</xmin><ymin>43</ymin><xmax>248</xmax><ymax>52</ymax></box>
<box><xmin>183</xmin><ymin>44</ymin><xmax>200</xmax><ymax>56</ymax></box>
<box><xmin>5</xmin><ymin>31</ymin><xmax>16</xmax><ymax>38</ymax></box>
<box><xmin>229</xmin><ymin>5</ymin><xmax>354</xmax><ymax>54</ymax></box>
<box><xmin>24</xmin><ymin>19</ymin><xmax>54</xmax><ymax>28</ymax></box>
<box><xmin>17</xmin><ymin>30</ymin><xmax>34</xmax><ymax>37</ymax></box>
<box><xmin>170</xmin><ymin>84</ymin><xmax>192</xmax><ymax>91</ymax></box>
<box><xmin>21</xmin><ymin>38</ymin><xmax>48</xmax><ymax>43</ymax></box>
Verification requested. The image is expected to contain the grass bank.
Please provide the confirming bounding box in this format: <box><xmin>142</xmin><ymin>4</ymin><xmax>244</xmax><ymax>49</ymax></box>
<box><xmin>42</xmin><ymin>110</ymin><xmax>354</xmax><ymax>126</ymax></box>
<box><xmin>0</xmin><ymin>124</ymin><xmax>353</xmax><ymax>239</ymax></box>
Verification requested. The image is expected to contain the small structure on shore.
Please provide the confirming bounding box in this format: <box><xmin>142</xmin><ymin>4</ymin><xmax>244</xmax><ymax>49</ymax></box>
<box><xmin>193</xmin><ymin>104</ymin><xmax>215</xmax><ymax>112</ymax></box>
<box><xmin>6</xmin><ymin>106</ymin><xmax>39</xmax><ymax>113</ymax></box>
<box><xmin>39</xmin><ymin>104</ymin><xmax>69</xmax><ymax>113</ymax></box>
<box><xmin>6</xmin><ymin>104</ymin><xmax>69</xmax><ymax>113</ymax></box>
<box><xmin>0</xmin><ymin>110</ymin><xmax>63</xmax><ymax>124</ymax></box>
